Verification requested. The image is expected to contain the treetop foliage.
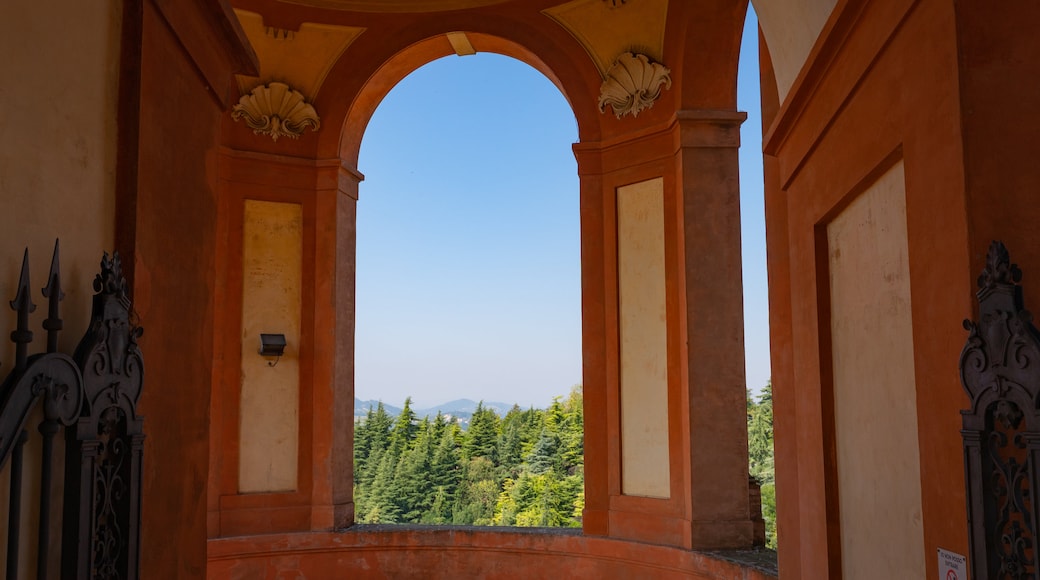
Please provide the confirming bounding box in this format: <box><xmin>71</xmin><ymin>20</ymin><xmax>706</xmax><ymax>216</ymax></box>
<box><xmin>353</xmin><ymin>385</ymin><xmax>585</xmax><ymax>528</ymax></box>
<box><xmin>747</xmin><ymin>381</ymin><xmax>776</xmax><ymax>549</ymax></box>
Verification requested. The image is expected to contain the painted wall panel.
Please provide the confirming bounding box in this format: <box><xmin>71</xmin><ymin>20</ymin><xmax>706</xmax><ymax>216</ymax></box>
<box><xmin>617</xmin><ymin>177</ymin><xmax>670</xmax><ymax>498</ymax></box>
<box><xmin>239</xmin><ymin>200</ymin><xmax>302</xmax><ymax>493</ymax></box>
<box><xmin>827</xmin><ymin>161</ymin><xmax>925</xmax><ymax>579</ymax></box>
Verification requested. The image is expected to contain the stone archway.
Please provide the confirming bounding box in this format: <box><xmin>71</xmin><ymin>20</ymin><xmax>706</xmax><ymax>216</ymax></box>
<box><xmin>209</xmin><ymin>0</ymin><xmax>756</xmax><ymax>558</ymax></box>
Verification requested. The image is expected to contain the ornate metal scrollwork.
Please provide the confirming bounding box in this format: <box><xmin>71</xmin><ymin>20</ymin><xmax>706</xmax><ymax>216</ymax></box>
<box><xmin>961</xmin><ymin>241</ymin><xmax>1040</xmax><ymax>579</ymax></box>
<box><xmin>92</xmin><ymin>407</ymin><xmax>130</xmax><ymax>579</ymax></box>
<box><xmin>63</xmin><ymin>251</ymin><xmax>144</xmax><ymax>580</ymax></box>
<box><xmin>0</xmin><ymin>242</ymin><xmax>143</xmax><ymax>579</ymax></box>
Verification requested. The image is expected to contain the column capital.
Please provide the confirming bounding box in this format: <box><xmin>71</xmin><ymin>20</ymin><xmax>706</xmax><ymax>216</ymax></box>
<box><xmin>673</xmin><ymin>109</ymin><xmax>747</xmax><ymax>149</ymax></box>
<box><xmin>315</xmin><ymin>158</ymin><xmax>364</xmax><ymax>199</ymax></box>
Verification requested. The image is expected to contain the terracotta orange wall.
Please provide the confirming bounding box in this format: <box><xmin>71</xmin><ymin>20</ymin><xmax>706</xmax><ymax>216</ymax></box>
<box><xmin>132</xmin><ymin>0</ymin><xmax>255</xmax><ymax>577</ymax></box>
<box><xmin>954</xmin><ymin>1</ymin><xmax>1040</xmax><ymax>302</ymax></box>
<box><xmin>763</xmin><ymin>0</ymin><xmax>976</xmax><ymax>577</ymax></box>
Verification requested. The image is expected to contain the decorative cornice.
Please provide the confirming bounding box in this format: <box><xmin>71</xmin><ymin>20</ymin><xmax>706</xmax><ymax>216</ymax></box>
<box><xmin>598</xmin><ymin>52</ymin><xmax>671</xmax><ymax>119</ymax></box>
<box><xmin>264</xmin><ymin>26</ymin><xmax>295</xmax><ymax>40</ymax></box>
<box><xmin>231</xmin><ymin>82</ymin><xmax>321</xmax><ymax>142</ymax></box>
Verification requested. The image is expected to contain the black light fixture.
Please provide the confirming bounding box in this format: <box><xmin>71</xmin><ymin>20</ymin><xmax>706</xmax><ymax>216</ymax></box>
<box><xmin>259</xmin><ymin>333</ymin><xmax>287</xmax><ymax>366</ymax></box>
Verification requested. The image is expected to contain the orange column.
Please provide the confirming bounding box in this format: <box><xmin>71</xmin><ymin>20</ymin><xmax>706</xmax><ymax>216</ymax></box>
<box><xmin>675</xmin><ymin>110</ymin><xmax>753</xmax><ymax>549</ymax></box>
<box><xmin>576</xmin><ymin>109</ymin><xmax>752</xmax><ymax>550</ymax></box>
<box><xmin>315</xmin><ymin>160</ymin><xmax>361</xmax><ymax>529</ymax></box>
<box><xmin>575</xmin><ymin>149</ymin><xmax>610</xmax><ymax>537</ymax></box>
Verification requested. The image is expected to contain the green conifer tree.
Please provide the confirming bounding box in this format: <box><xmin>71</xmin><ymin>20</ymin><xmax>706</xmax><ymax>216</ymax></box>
<box><xmin>497</xmin><ymin>405</ymin><xmax>525</xmax><ymax>477</ymax></box>
<box><xmin>462</xmin><ymin>403</ymin><xmax>499</xmax><ymax>461</ymax></box>
<box><xmin>526</xmin><ymin>430</ymin><xmax>561</xmax><ymax>475</ymax></box>
<box><xmin>393</xmin><ymin>417</ymin><xmax>434</xmax><ymax>521</ymax></box>
<box><xmin>388</xmin><ymin>397</ymin><xmax>418</xmax><ymax>460</ymax></box>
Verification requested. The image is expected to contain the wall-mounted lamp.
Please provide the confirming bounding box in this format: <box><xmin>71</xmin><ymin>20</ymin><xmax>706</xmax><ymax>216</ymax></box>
<box><xmin>259</xmin><ymin>333</ymin><xmax>287</xmax><ymax>366</ymax></box>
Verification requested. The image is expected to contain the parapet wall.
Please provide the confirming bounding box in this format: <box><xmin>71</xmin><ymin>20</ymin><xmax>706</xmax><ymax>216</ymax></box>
<box><xmin>207</xmin><ymin>526</ymin><xmax>777</xmax><ymax>579</ymax></box>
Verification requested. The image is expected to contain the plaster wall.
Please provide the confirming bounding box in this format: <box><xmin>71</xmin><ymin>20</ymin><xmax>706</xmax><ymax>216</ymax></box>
<box><xmin>826</xmin><ymin>161</ymin><xmax>926</xmax><ymax>578</ymax></box>
<box><xmin>0</xmin><ymin>0</ymin><xmax>120</xmax><ymax>359</ymax></box>
<box><xmin>752</xmin><ymin>0</ymin><xmax>837</xmax><ymax>102</ymax></box>
<box><xmin>616</xmin><ymin>177</ymin><xmax>670</xmax><ymax>499</ymax></box>
<box><xmin>0</xmin><ymin>2</ymin><xmax>119</xmax><ymax>575</ymax></box>
<box><xmin>239</xmin><ymin>201</ymin><xmax>303</xmax><ymax>493</ymax></box>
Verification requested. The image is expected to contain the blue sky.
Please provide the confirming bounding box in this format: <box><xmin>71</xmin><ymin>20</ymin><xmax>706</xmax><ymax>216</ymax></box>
<box><xmin>355</xmin><ymin>8</ymin><xmax>768</xmax><ymax>409</ymax></box>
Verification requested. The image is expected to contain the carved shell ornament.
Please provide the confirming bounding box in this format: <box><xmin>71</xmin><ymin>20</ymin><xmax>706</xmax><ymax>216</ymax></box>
<box><xmin>231</xmin><ymin>82</ymin><xmax>321</xmax><ymax>141</ymax></box>
<box><xmin>598</xmin><ymin>52</ymin><xmax>672</xmax><ymax>119</ymax></box>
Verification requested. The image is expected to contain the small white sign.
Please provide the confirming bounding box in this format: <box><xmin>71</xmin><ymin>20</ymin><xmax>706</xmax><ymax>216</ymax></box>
<box><xmin>938</xmin><ymin>548</ymin><xmax>967</xmax><ymax>580</ymax></box>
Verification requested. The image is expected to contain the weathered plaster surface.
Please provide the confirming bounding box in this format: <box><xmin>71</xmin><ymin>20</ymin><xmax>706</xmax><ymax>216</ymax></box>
<box><xmin>617</xmin><ymin>177</ymin><xmax>669</xmax><ymax>499</ymax></box>
<box><xmin>0</xmin><ymin>0</ymin><xmax>120</xmax><ymax>359</ymax></box>
<box><xmin>239</xmin><ymin>200</ymin><xmax>303</xmax><ymax>493</ymax></box>
<box><xmin>827</xmin><ymin>161</ymin><xmax>926</xmax><ymax>579</ymax></box>
<box><xmin>0</xmin><ymin>2</ymin><xmax>121</xmax><ymax>575</ymax></box>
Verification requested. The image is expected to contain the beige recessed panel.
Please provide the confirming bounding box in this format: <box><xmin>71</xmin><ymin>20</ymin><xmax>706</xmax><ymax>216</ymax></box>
<box><xmin>617</xmin><ymin>177</ymin><xmax>670</xmax><ymax>499</ymax></box>
<box><xmin>239</xmin><ymin>201</ymin><xmax>303</xmax><ymax>493</ymax></box>
<box><xmin>827</xmin><ymin>161</ymin><xmax>926</xmax><ymax>579</ymax></box>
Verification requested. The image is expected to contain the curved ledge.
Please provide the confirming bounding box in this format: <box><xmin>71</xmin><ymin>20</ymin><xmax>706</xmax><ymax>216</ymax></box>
<box><xmin>208</xmin><ymin>526</ymin><xmax>777</xmax><ymax>579</ymax></box>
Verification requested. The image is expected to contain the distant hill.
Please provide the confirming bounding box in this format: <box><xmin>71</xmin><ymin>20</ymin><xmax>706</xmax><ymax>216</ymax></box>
<box><xmin>417</xmin><ymin>399</ymin><xmax>517</xmax><ymax>418</ymax></box>
<box><xmin>354</xmin><ymin>399</ymin><xmax>402</xmax><ymax>417</ymax></box>
<box><xmin>354</xmin><ymin>397</ymin><xmax>523</xmax><ymax>424</ymax></box>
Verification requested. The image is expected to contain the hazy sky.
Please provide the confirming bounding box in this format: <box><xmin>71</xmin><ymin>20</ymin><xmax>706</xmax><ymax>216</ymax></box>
<box><xmin>355</xmin><ymin>8</ymin><xmax>768</xmax><ymax>409</ymax></box>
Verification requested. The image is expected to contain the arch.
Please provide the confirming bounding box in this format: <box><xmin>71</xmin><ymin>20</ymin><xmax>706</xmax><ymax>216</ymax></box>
<box><xmin>314</xmin><ymin>17</ymin><xmax>602</xmax><ymax>165</ymax></box>
<box><xmin>668</xmin><ymin>0</ymin><xmax>749</xmax><ymax>111</ymax></box>
<box><xmin>211</xmin><ymin>0</ymin><xmax>761</xmax><ymax>556</ymax></box>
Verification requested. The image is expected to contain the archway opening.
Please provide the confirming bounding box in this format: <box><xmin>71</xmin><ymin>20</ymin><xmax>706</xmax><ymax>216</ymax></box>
<box><xmin>737</xmin><ymin>4</ymin><xmax>777</xmax><ymax>550</ymax></box>
<box><xmin>352</xmin><ymin>52</ymin><xmax>584</xmax><ymax>527</ymax></box>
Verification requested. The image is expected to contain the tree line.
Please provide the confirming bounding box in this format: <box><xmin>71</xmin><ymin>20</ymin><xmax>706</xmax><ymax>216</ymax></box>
<box><xmin>354</xmin><ymin>381</ymin><xmax>776</xmax><ymax>548</ymax></box>
<box><xmin>748</xmin><ymin>382</ymin><xmax>776</xmax><ymax>548</ymax></box>
<box><xmin>353</xmin><ymin>385</ymin><xmax>584</xmax><ymax>527</ymax></box>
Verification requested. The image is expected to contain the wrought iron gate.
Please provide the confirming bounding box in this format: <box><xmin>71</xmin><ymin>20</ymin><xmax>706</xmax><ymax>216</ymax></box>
<box><xmin>961</xmin><ymin>241</ymin><xmax>1040</xmax><ymax>579</ymax></box>
<box><xmin>0</xmin><ymin>242</ymin><xmax>143</xmax><ymax>579</ymax></box>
